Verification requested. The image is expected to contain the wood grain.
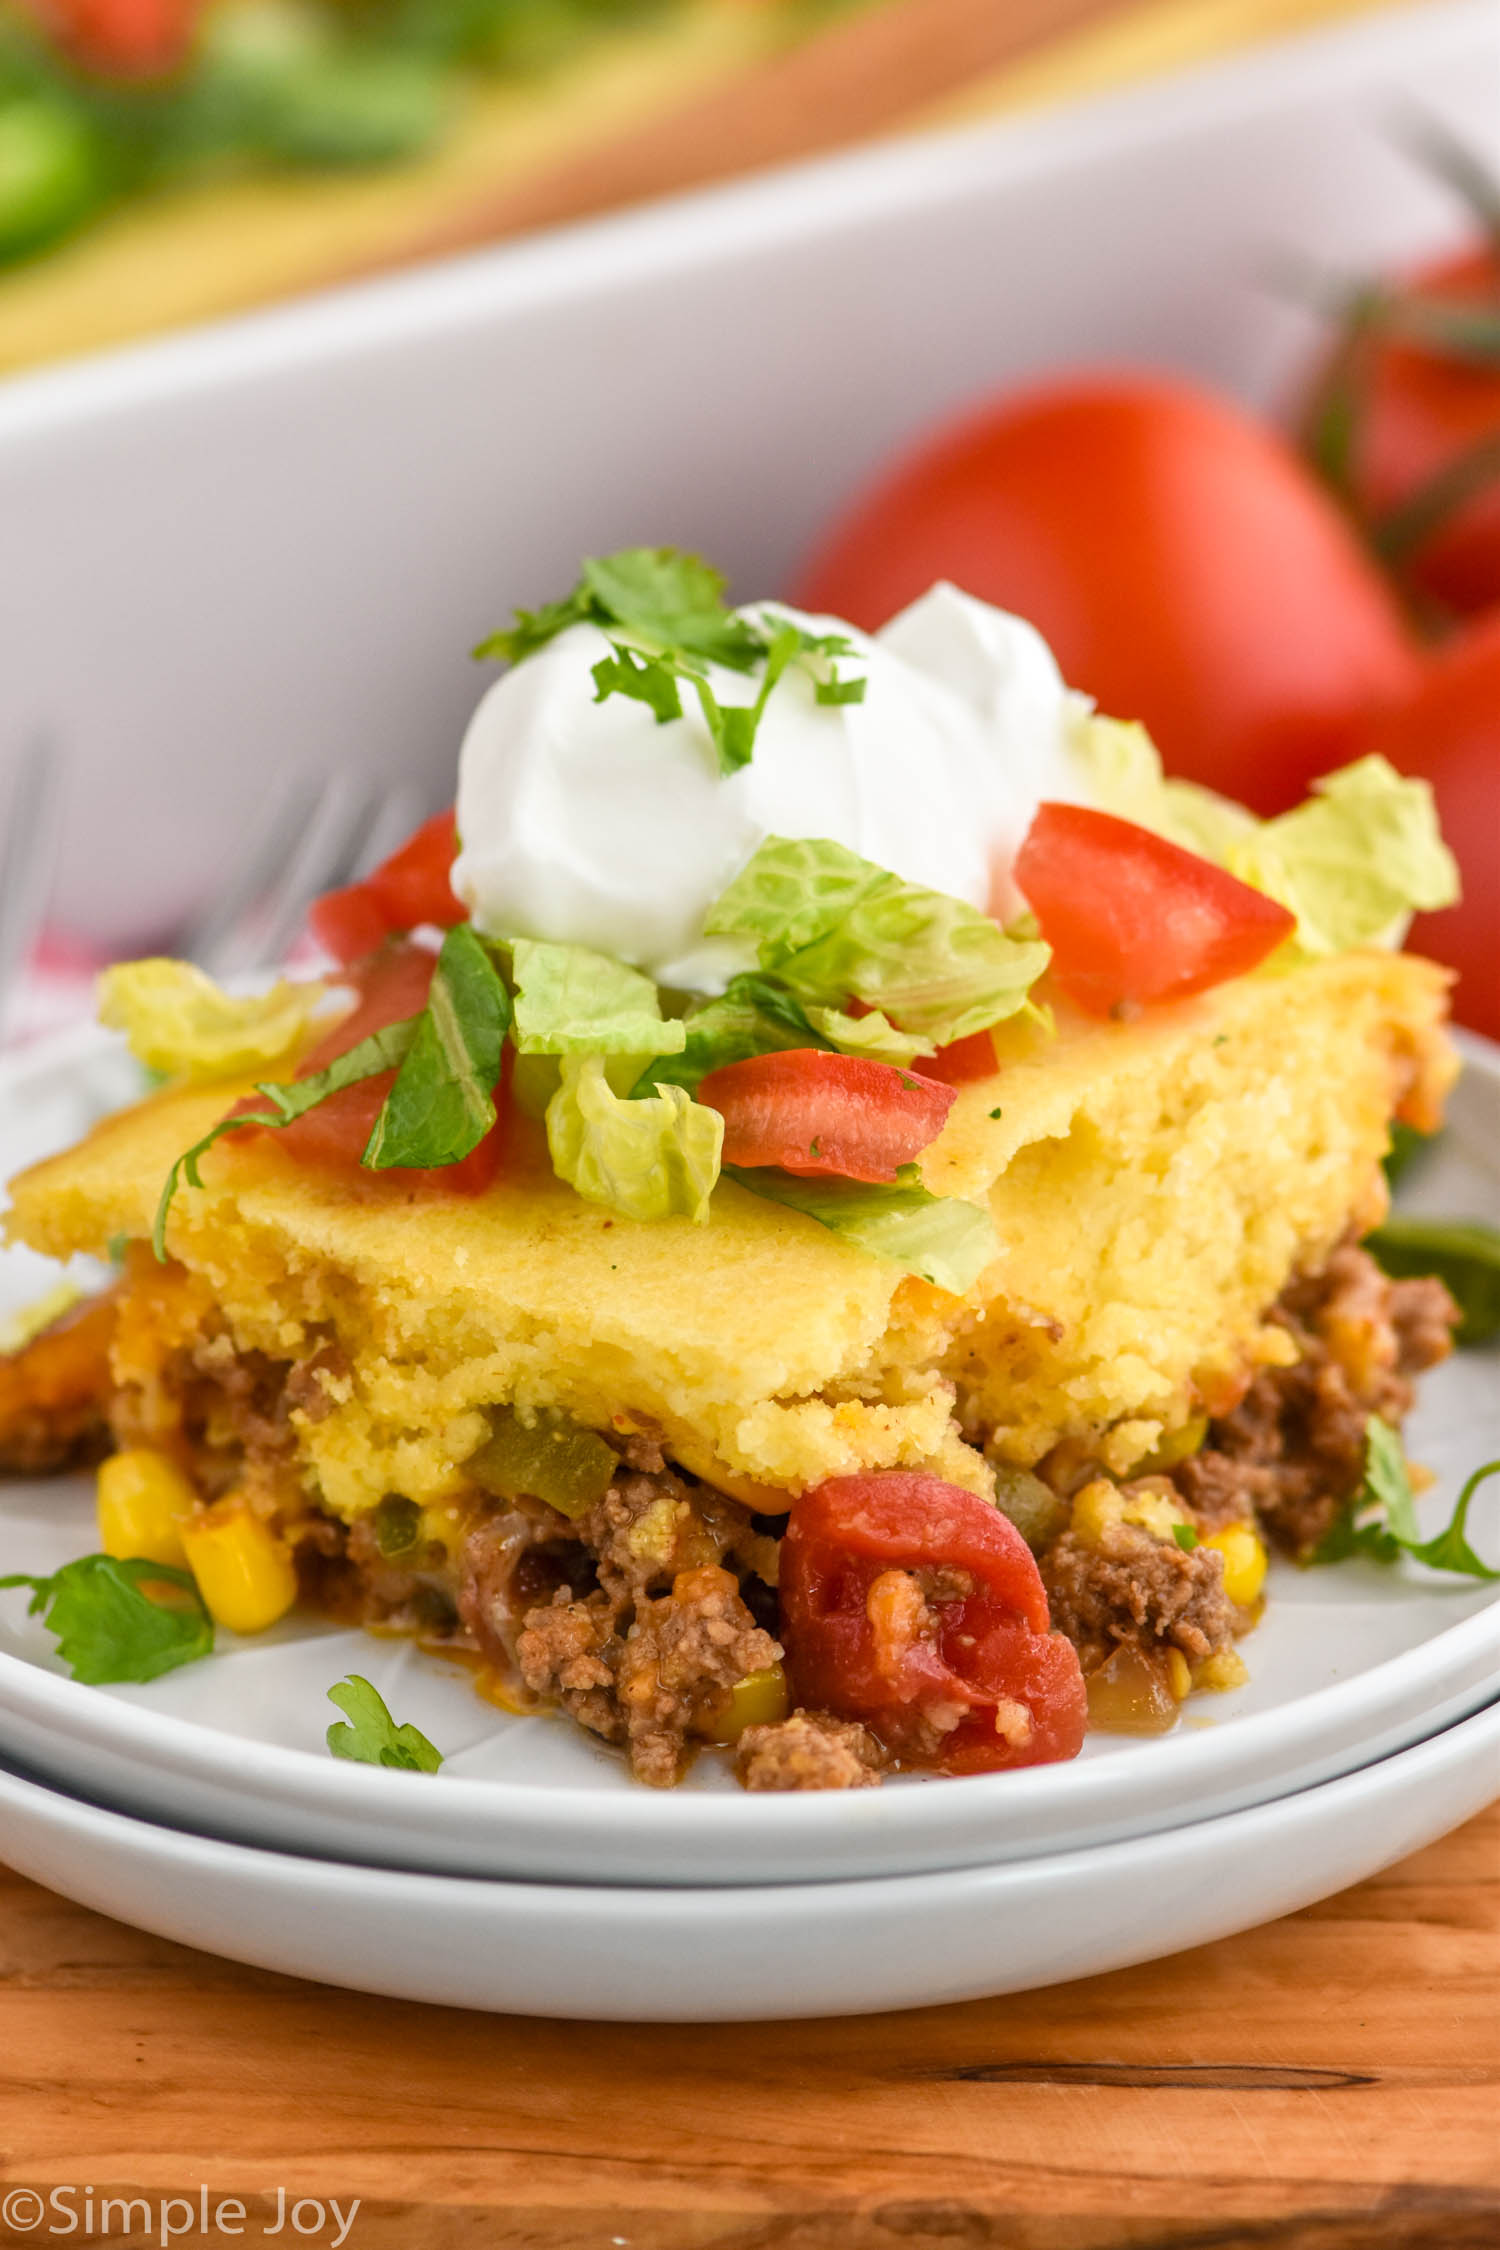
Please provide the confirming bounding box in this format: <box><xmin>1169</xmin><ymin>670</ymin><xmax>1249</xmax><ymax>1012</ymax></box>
<box><xmin>0</xmin><ymin>1802</ymin><xmax>1496</xmax><ymax>2249</ymax></box>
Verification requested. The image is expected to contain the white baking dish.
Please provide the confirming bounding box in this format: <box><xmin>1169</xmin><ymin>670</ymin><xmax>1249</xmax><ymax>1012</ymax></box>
<box><xmin>0</xmin><ymin>0</ymin><xmax>1495</xmax><ymax>950</ymax></box>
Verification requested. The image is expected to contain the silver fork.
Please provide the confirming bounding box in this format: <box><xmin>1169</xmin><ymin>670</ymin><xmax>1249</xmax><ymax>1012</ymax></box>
<box><xmin>0</xmin><ymin>741</ymin><xmax>65</xmax><ymax>1046</ymax></box>
<box><xmin>0</xmin><ymin>750</ymin><xmax>428</xmax><ymax>1045</ymax></box>
<box><xmin>179</xmin><ymin>770</ymin><xmax>427</xmax><ymax>980</ymax></box>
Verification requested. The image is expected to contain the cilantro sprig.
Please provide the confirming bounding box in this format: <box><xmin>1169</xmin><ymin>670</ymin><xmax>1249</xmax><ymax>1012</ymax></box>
<box><xmin>473</xmin><ymin>548</ymin><xmax>865</xmax><ymax>775</ymax></box>
<box><xmin>1313</xmin><ymin>1418</ymin><xmax>1500</xmax><ymax>1579</ymax></box>
<box><xmin>0</xmin><ymin>1555</ymin><xmax>213</xmax><ymax>1684</ymax></box>
<box><xmin>155</xmin><ymin>925</ymin><xmax>511</xmax><ymax>1256</ymax></box>
<box><xmin>326</xmin><ymin>1674</ymin><xmax>444</xmax><ymax>1771</ymax></box>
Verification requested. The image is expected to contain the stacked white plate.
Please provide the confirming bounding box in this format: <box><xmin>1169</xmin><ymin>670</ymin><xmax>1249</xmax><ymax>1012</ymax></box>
<box><xmin>1</xmin><ymin>0</ymin><xmax>1498</xmax><ymax>2019</ymax></box>
<box><xmin>1</xmin><ymin>1023</ymin><xmax>1496</xmax><ymax>2021</ymax></box>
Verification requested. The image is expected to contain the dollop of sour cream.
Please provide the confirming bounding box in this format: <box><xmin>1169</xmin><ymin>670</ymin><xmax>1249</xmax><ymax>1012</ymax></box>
<box><xmin>452</xmin><ymin>582</ymin><xmax>1099</xmax><ymax>989</ymax></box>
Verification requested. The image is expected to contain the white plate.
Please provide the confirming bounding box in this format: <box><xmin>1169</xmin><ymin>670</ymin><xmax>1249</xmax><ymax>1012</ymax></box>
<box><xmin>2</xmin><ymin>1029</ymin><xmax>1497</xmax><ymax>1886</ymax></box>
<box><xmin>0</xmin><ymin>1698</ymin><xmax>1495</xmax><ymax>2021</ymax></box>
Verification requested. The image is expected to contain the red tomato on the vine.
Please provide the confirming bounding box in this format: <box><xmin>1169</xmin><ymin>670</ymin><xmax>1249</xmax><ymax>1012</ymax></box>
<box><xmin>795</xmin><ymin>375</ymin><xmax>1420</xmax><ymax>814</ymax></box>
<box><xmin>1304</xmin><ymin>245</ymin><xmax>1500</xmax><ymax>624</ymax></box>
<box><xmin>780</xmin><ymin>1472</ymin><xmax>1086</xmax><ymax>1775</ymax></box>
<box><xmin>1360</xmin><ymin>614</ymin><xmax>1500</xmax><ymax>1041</ymax></box>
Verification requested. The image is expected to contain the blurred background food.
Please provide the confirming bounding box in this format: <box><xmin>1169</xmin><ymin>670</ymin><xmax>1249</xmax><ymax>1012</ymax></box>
<box><xmin>2</xmin><ymin>0</ymin><xmax>1494</xmax><ymax>1051</ymax></box>
<box><xmin>0</xmin><ymin>0</ymin><xmax>1443</xmax><ymax>374</ymax></box>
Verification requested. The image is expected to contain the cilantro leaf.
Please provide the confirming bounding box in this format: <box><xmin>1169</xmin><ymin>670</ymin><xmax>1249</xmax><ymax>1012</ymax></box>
<box><xmin>590</xmin><ymin>644</ymin><xmax>685</xmax><ymax>724</ymax></box>
<box><xmin>1311</xmin><ymin>1418</ymin><xmax>1500</xmax><ymax>1579</ymax></box>
<box><xmin>580</xmin><ymin>550</ymin><xmax>761</xmax><ymax>670</ymax></box>
<box><xmin>326</xmin><ymin>1674</ymin><xmax>444</xmax><ymax>1772</ymax></box>
<box><xmin>363</xmin><ymin>923</ymin><xmax>511</xmax><ymax>1170</ymax></box>
<box><xmin>472</xmin><ymin>587</ymin><xmax>594</xmax><ymax>666</ymax></box>
<box><xmin>0</xmin><ymin>1556</ymin><xmax>213</xmax><ymax>1684</ymax></box>
<box><xmin>472</xmin><ymin>551</ymin><xmax>866</xmax><ymax>774</ymax></box>
<box><xmin>1366</xmin><ymin>1216</ymin><xmax>1500</xmax><ymax>1348</ymax></box>
<box><xmin>1408</xmin><ymin>1460</ymin><xmax>1500</xmax><ymax>1579</ymax></box>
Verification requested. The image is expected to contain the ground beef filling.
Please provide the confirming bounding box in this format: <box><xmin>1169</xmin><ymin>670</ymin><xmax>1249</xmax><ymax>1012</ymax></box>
<box><xmin>1175</xmin><ymin>1245</ymin><xmax>1457</xmax><ymax>1557</ymax></box>
<box><xmin>468</xmin><ymin>1467</ymin><xmax>784</xmax><ymax>1788</ymax></box>
<box><xmin>1037</xmin><ymin>1245</ymin><xmax>1457</xmax><ymax>1676</ymax></box>
<box><xmin>1042</xmin><ymin>1521</ymin><xmax>1237</xmax><ymax>1675</ymax></box>
<box><xmin>736</xmin><ymin>1710</ymin><xmax>884</xmax><ymax>1791</ymax></box>
<box><xmin>0</xmin><ymin>1238</ymin><xmax>1459</xmax><ymax>1786</ymax></box>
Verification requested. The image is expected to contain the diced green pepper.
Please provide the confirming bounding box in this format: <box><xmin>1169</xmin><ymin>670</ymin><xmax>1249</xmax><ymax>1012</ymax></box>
<box><xmin>467</xmin><ymin>1405</ymin><xmax>618</xmax><ymax>1519</ymax></box>
<box><xmin>992</xmin><ymin>1464</ymin><xmax>1068</xmax><ymax>1555</ymax></box>
<box><xmin>372</xmin><ymin>1494</ymin><xmax>424</xmax><ymax>1560</ymax></box>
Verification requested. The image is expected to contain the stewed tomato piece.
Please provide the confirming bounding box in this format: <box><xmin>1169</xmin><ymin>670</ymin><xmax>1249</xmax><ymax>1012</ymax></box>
<box><xmin>779</xmin><ymin>1472</ymin><xmax>1087</xmax><ymax>1775</ymax></box>
<box><xmin>309</xmin><ymin>810</ymin><xmax>465</xmax><ymax>967</ymax></box>
<box><xmin>1015</xmin><ymin>803</ymin><xmax>1295</xmax><ymax>1017</ymax></box>
<box><xmin>698</xmin><ymin>1049</ymin><xmax>956</xmax><ymax>1182</ymax></box>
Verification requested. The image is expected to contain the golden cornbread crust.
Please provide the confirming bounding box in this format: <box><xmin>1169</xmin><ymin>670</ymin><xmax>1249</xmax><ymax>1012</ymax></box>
<box><xmin>4</xmin><ymin>951</ymin><xmax>1454</xmax><ymax>1523</ymax></box>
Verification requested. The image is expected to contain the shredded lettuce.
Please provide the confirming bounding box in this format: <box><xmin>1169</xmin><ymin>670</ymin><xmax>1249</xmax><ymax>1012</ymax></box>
<box><xmin>546</xmin><ymin>1054</ymin><xmax>722</xmax><ymax>1224</ymax></box>
<box><xmin>634</xmin><ymin>973</ymin><xmax>829</xmax><ymax>1096</ymax></box>
<box><xmin>1071</xmin><ymin>720</ymin><xmax>1459</xmax><ymax>962</ymax></box>
<box><xmin>705</xmin><ymin>836</ymin><xmax>1049</xmax><ymax>1046</ymax></box>
<box><xmin>511</xmin><ymin>939</ymin><xmax>686</xmax><ymax>1057</ymax></box>
<box><xmin>98</xmin><ymin>959</ymin><xmax>328</xmax><ymax>1081</ymax></box>
<box><xmin>803</xmin><ymin>1005</ymin><xmax>936</xmax><ymax>1066</ymax></box>
<box><xmin>1070</xmin><ymin>714</ymin><xmax>1258</xmax><ymax>861</ymax></box>
<box><xmin>725</xmin><ymin>1165</ymin><xmax>998</xmax><ymax>1295</ymax></box>
<box><xmin>1226</xmin><ymin>756</ymin><xmax>1459</xmax><ymax>959</ymax></box>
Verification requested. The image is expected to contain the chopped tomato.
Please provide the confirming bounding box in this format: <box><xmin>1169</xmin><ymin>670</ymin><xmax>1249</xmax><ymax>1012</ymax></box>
<box><xmin>794</xmin><ymin>375</ymin><xmax>1418</xmax><ymax>812</ymax></box>
<box><xmin>697</xmin><ymin>1049</ymin><xmax>955</xmax><ymax>1182</ymax></box>
<box><xmin>1014</xmin><ymin>803</ymin><xmax>1296</xmax><ymax>1017</ymax></box>
<box><xmin>779</xmin><ymin>1472</ymin><xmax>1087</xmax><ymax>1774</ymax></box>
<box><xmin>239</xmin><ymin>942</ymin><xmax>506</xmax><ymax>1193</ymax></box>
<box><xmin>921</xmin><ymin>1030</ymin><xmax>998</xmax><ymax>1085</ymax></box>
<box><xmin>309</xmin><ymin>810</ymin><xmax>464</xmax><ymax>967</ymax></box>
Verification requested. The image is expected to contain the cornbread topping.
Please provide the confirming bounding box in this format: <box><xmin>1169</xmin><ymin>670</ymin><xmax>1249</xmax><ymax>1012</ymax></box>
<box><xmin>1</xmin><ymin>551</ymin><xmax>1488</xmax><ymax>1791</ymax></box>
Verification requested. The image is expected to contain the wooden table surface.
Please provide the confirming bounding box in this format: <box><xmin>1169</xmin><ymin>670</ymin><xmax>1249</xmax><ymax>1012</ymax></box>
<box><xmin>1</xmin><ymin>1798</ymin><xmax>1496</xmax><ymax>2249</ymax></box>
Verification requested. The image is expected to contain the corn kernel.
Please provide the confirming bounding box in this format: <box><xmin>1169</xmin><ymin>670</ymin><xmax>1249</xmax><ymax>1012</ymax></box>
<box><xmin>1165</xmin><ymin>1647</ymin><xmax>1192</xmax><ymax>1701</ymax></box>
<box><xmin>1204</xmin><ymin>1523</ymin><xmax>1268</xmax><ymax>1609</ymax></box>
<box><xmin>97</xmin><ymin>1448</ymin><xmax>194</xmax><ymax>1569</ymax></box>
<box><xmin>1194</xmin><ymin>1648</ymin><xmax>1251</xmax><ymax>1694</ymax></box>
<box><xmin>700</xmin><ymin>1663</ymin><xmax>790</xmax><ymax>1745</ymax></box>
<box><xmin>180</xmin><ymin>1504</ymin><xmax>298</xmax><ymax>1635</ymax></box>
<box><xmin>1070</xmin><ymin>1480</ymin><xmax>1126</xmax><ymax>1547</ymax></box>
<box><xmin>1122</xmin><ymin>1490</ymin><xmax>1193</xmax><ymax>1544</ymax></box>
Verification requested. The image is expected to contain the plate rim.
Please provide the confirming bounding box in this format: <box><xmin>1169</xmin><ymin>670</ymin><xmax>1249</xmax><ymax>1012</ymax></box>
<box><xmin>0</xmin><ymin>1688</ymin><xmax>1494</xmax><ymax>1908</ymax></box>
